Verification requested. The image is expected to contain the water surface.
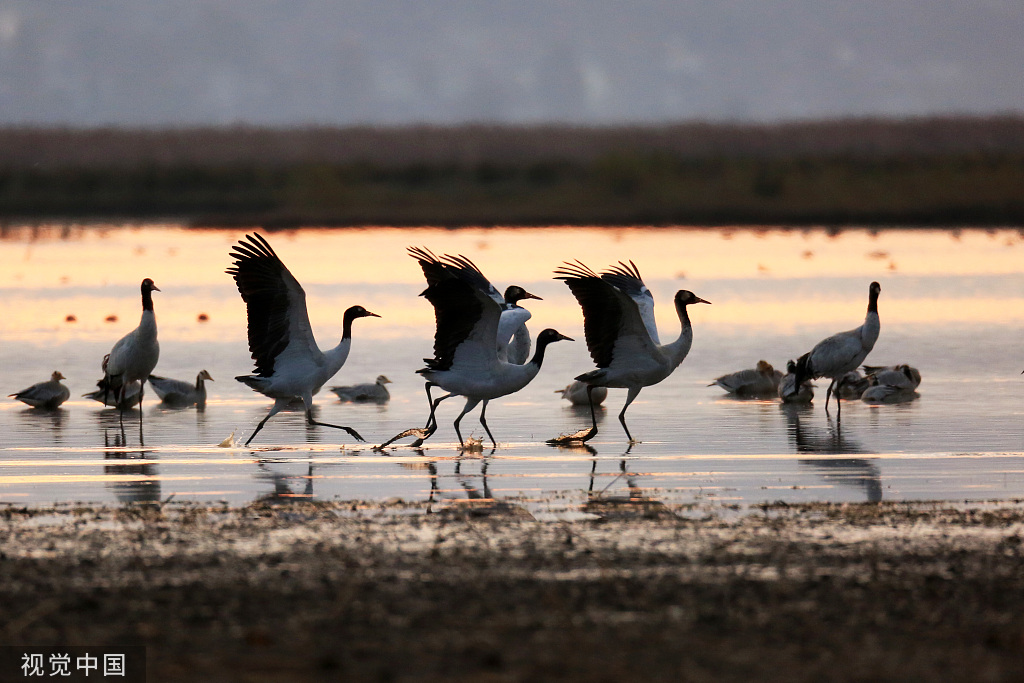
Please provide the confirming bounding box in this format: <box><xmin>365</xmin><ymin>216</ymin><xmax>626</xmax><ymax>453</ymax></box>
<box><xmin>2</xmin><ymin>224</ymin><xmax>1023</xmax><ymax>513</ymax></box>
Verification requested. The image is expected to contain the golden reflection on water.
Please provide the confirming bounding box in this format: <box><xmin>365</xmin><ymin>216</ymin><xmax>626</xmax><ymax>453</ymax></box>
<box><xmin>3</xmin><ymin>224</ymin><xmax>1024</xmax><ymax>343</ymax></box>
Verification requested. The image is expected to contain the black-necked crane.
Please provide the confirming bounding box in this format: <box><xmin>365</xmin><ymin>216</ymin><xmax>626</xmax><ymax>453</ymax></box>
<box><xmin>407</xmin><ymin>247</ymin><xmax>572</xmax><ymax>448</ymax></box>
<box><xmin>148</xmin><ymin>370</ymin><xmax>214</xmax><ymax>407</ymax></box>
<box><xmin>553</xmin><ymin>260</ymin><xmax>710</xmax><ymax>444</ymax></box>
<box><xmin>498</xmin><ymin>285</ymin><xmax>542</xmax><ymax>365</ymax></box>
<box><xmin>794</xmin><ymin>281</ymin><xmax>881</xmax><ymax>420</ymax></box>
<box><xmin>227</xmin><ymin>233</ymin><xmax>380</xmax><ymax>446</ymax></box>
<box><xmin>102</xmin><ymin>278</ymin><xmax>160</xmax><ymax>426</ymax></box>
<box><xmin>9</xmin><ymin>371</ymin><xmax>70</xmax><ymax>409</ymax></box>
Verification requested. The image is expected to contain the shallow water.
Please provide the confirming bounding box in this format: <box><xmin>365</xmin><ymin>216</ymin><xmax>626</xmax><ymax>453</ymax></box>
<box><xmin>2</xmin><ymin>224</ymin><xmax>1024</xmax><ymax>511</ymax></box>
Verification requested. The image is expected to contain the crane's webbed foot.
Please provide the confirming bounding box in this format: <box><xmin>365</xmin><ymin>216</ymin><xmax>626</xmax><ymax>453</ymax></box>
<box><xmin>546</xmin><ymin>425</ymin><xmax>598</xmax><ymax>445</ymax></box>
<box><xmin>375</xmin><ymin>425</ymin><xmax>436</xmax><ymax>450</ymax></box>
<box><xmin>310</xmin><ymin>419</ymin><xmax>365</xmax><ymax>442</ymax></box>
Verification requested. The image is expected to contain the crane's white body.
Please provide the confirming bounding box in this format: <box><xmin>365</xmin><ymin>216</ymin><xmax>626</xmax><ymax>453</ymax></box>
<box><xmin>498</xmin><ymin>305</ymin><xmax>533</xmax><ymax>364</ymax></box>
<box><xmin>424</xmin><ymin>319</ymin><xmax>546</xmax><ymax>401</ymax></box>
<box><xmin>105</xmin><ymin>312</ymin><xmax>159</xmax><ymax>385</ymax></box>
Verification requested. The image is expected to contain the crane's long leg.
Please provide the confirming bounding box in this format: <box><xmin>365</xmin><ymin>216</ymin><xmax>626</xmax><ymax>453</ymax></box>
<box><xmin>138</xmin><ymin>384</ymin><xmax>145</xmax><ymax>446</ymax></box>
<box><xmin>423</xmin><ymin>382</ymin><xmax>453</xmax><ymax>431</ymax></box>
<box><xmin>307</xmin><ymin>410</ymin><xmax>365</xmax><ymax>442</ymax></box>
<box><xmin>588</xmin><ymin>385</ymin><xmax>600</xmax><ymax>431</ymax></box>
<box><xmin>619</xmin><ymin>386</ymin><xmax>643</xmax><ymax>444</ymax></box>
<box><xmin>116</xmin><ymin>383</ymin><xmax>125</xmax><ymax>428</ymax></box>
<box><xmin>427</xmin><ymin>394</ymin><xmax>453</xmax><ymax>431</ymax></box>
<box><xmin>245</xmin><ymin>414</ymin><xmax>273</xmax><ymax>446</ymax></box>
<box><xmin>453</xmin><ymin>398</ymin><xmax>481</xmax><ymax>447</ymax></box>
<box><xmin>835</xmin><ymin>379</ymin><xmax>843</xmax><ymax>422</ymax></box>
<box><xmin>478</xmin><ymin>400</ymin><xmax>496</xmax><ymax>448</ymax></box>
<box><xmin>245</xmin><ymin>400</ymin><xmax>287</xmax><ymax>446</ymax></box>
<box><xmin>545</xmin><ymin>384</ymin><xmax>600</xmax><ymax>445</ymax></box>
<box><xmin>299</xmin><ymin>394</ymin><xmax>365</xmax><ymax>442</ymax></box>
<box><xmin>824</xmin><ymin>379</ymin><xmax>835</xmax><ymax>414</ymax></box>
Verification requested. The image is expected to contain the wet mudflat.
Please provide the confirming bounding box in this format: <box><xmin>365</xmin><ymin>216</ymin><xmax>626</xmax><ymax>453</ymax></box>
<box><xmin>3</xmin><ymin>498</ymin><xmax>1024</xmax><ymax>682</ymax></box>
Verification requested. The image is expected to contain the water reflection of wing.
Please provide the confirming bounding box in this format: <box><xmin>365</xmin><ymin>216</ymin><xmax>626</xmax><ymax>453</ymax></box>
<box><xmin>103</xmin><ymin>431</ymin><xmax>160</xmax><ymax>504</ymax></box>
<box><xmin>16</xmin><ymin>408</ymin><xmax>67</xmax><ymax>442</ymax></box>
<box><xmin>798</xmin><ymin>459</ymin><xmax>882</xmax><ymax>503</ymax></box>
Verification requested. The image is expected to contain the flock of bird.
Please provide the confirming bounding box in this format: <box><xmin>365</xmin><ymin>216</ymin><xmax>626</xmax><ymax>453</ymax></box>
<box><xmin>8</xmin><ymin>232</ymin><xmax>918</xmax><ymax>449</ymax></box>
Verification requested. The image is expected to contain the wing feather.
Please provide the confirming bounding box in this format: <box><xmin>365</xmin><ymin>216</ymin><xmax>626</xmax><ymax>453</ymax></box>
<box><xmin>410</xmin><ymin>247</ymin><xmax>501</xmax><ymax>373</ymax></box>
<box><xmin>601</xmin><ymin>260</ymin><xmax>660</xmax><ymax>344</ymax></box>
<box><xmin>555</xmin><ymin>260</ymin><xmax>659</xmax><ymax>369</ymax></box>
<box><xmin>226</xmin><ymin>233</ymin><xmax>319</xmax><ymax>377</ymax></box>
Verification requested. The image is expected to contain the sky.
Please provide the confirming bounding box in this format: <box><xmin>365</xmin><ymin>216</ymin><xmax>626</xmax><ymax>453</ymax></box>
<box><xmin>0</xmin><ymin>1</ymin><xmax>1021</xmax><ymax>127</ymax></box>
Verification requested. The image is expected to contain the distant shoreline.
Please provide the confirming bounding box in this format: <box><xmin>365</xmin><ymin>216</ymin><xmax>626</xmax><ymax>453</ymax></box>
<box><xmin>2</xmin><ymin>116</ymin><xmax>1023</xmax><ymax>228</ymax></box>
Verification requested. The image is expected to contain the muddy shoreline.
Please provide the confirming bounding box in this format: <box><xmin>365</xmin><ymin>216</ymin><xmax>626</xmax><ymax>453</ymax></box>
<box><xmin>3</xmin><ymin>499</ymin><xmax>1024</xmax><ymax>682</ymax></box>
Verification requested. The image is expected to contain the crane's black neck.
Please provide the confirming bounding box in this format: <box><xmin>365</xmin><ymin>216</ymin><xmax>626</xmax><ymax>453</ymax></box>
<box><xmin>141</xmin><ymin>285</ymin><xmax>155</xmax><ymax>312</ymax></box>
<box><xmin>529</xmin><ymin>338</ymin><xmax>555</xmax><ymax>368</ymax></box>
<box><xmin>676</xmin><ymin>300</ymin><xmax>693</xmax><ymax>330</ymax></box>
<box><xmin>867</xmin><ymin>288</ymin><xmax>879</xmax><ymax>314</ymax></box>
<box><xmin>342</xmin><ymin>307</ymin><xmax>364</xmax><ymax>340</ymax></box>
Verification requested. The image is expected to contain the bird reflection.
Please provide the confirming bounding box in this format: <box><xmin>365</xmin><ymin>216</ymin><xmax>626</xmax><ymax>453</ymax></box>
<box><xmin>94</xmin><ymin>400</ymin><xmax>145</xmax><ymax>446</ymax></box>
<box><xmin>781</xmin><ymin>404</ymin><xmax>882</xmax><ymax>502</ymax></box>
<box><xmin>102</xmin><ymin>429</ymin><xmax>160</xmax><ymax>504</ymax></box>
<box><xmin>583</xmin><ymin>457</ymin><xmax>672</xmax><ymax>518</ymax></box>
<box><xmin>799</xmin><ymin>458</ymin><xmax>882</xmax><ymax>502</ymax></box>
<box><xmin>15</xmin><ymin>408</ymin><xmax>68</xmax><ymax>443</ymax></box>
<box><xmin>781</xmin><ymin>403</ymin><xmax>866</xmax><ymax>455</ymax></box>
<box><xmin>455</xmin><ymin>458</ymin><xmax>493</xmax><ymax>500</ymax></box>
<box><xmin>448</xmin><ymin>458</ymin><xmax>527</xmax><ymax>516</ymax></box>
<box><xmin>397</xmin><ymin>460</ymin><xmax>439</xmax><ymax>512</ymax></box>
<box><xmin>547</xmin><ymin>440</ymin><xmax>598</xmax><ymax>456</ymax></box>
<box><xmin>564</xmin><ymin>400</ymin><xmax>607</xmax><ymax>422</ymax></box>
<box><xmin>254</xmin><ymin>461</ymin><xmax>315</xmax><ymax>503</ymax></box>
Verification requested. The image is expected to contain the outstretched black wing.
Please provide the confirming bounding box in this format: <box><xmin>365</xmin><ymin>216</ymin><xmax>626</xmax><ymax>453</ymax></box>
<box><xmin>227</xmin><ymin>233</ymin><xmax>317</xmax><ymax>377</ymax></box>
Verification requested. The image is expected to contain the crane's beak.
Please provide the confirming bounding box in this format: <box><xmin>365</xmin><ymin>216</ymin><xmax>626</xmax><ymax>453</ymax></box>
<box><xmin>522</xmin><ymin>291</ymin><xmax>543</xmax><ymax>301</ymax></box>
